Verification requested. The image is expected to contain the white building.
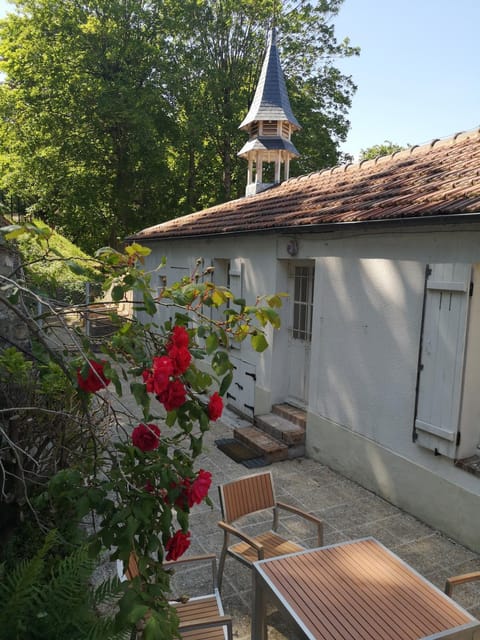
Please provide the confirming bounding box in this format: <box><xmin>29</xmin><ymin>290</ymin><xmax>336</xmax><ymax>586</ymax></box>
<box><xmin>131</xmin><ymin>30</ymin><xmax>480</xmax><ymax>552</ymax></box>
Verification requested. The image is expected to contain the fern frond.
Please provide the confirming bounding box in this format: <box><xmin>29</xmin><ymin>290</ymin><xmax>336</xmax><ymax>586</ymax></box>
<box><xmin>92</xmin><ymin>575</ymin><xmax>123</xmax><ymax>608</ymax></box>
<box><xmin>41</xmin><ymin>545</ymin><xmax>95</xmax><ymax>623</ymax></box>
<box><xmin>0</xmin><ymin>530</ymin><xmax>57</xmax><ymax>635</ymax></box>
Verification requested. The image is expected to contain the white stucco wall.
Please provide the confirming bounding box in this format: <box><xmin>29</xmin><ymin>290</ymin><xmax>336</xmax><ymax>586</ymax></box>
<box><xmin>310</xmin><ymin>256</ymin><xmax>424</xmax><ymax>452</ymax></box>
<box><xmin>138</xmin><ymin>221</ymin><xmax>480</xmax><ymax>551</ymax></box>
<box><xmin>295</xmin><ymin>223</ymin><xmax>480</xmax><ymax>552</ymax></box>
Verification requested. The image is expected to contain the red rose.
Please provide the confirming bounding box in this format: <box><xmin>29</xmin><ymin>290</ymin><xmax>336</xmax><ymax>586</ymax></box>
<box><xmin>207</xmin><ymin>392</ymin><xmax>223</xmax><ymax>421</ymax></box>
<box><xmin>170</xmin><ymin>325</ymin><xmax>189</xmax><ymax>349</ymax></box>
<box><xmin>77</xmin><ymin>360</ymin><xmax>110</xmax><ymax>393</ymax></box>
<box><xmin>167</xmin><ymin>345</ymin><xmax>191</xmax><ymax>375</ymax></box>
<box><xmin>165</xmin><ymin>530</ymin><xmax>191</xmax><ymax>561</ymax></box>
<box><xmin>189</xmin><ymin>469</ymin><xmax>212</xmax><ymax>506</ymax></box>
<box><xmin>144</xmin><ymin>480</ymin><xmax>155</xmax><ymax>493</ymax></box>
<box><xmin>131</xmin><ymin>423</ymin><xmax>161</xmax><ymax>451</ymax></box>
<box><xmin>170</xmin><ymin>478</ymin><xmax>190</xmax><ymax>510</ymax></box>
<box><xmin>158</xmin><ymin>379</ymin><xmax>187</xmax><ymax>411</ymax></box>
<box><xmin>143</xmin><ymin>356</ymin><xmax>174</xmax><ymax>395</ymax></box>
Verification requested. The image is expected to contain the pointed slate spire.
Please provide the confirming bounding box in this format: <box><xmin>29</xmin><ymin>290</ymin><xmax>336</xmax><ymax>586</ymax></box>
<box><xmin>238</xmin><ymin>28</ymin><xmax>301</xmax><ymax>196</ymax></box>
<box><xmin>239</xmin><ymin>28</ymin><xmax>300</xmax><ymax>131</ymax></box>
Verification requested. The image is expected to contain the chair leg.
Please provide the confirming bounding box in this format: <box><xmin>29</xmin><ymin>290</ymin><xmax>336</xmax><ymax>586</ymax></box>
<box><xmin>218</xmin><ymin>544</ymin><xmax>228</xmax><ymax>592</ymax></box>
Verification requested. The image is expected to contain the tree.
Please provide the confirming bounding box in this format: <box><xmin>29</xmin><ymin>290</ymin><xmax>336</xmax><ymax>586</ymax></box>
<box><xmin>0</xmin><ymin>0</ymin><xmax>177</xmax><ymax>252</ymax></box>
<box><xmin>0</xmin><ymin>1</ymin><xmax>359</xmax><ymax>251</ymax></box>
<box><xmin>359</xmin><ymin>140</ymin><xmax>408</xmax><ymax>161</ymax></box>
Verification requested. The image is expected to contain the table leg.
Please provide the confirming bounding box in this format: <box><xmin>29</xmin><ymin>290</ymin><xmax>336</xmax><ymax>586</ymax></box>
<box><xmin>252</xmin><ymin>569</ymin><xmax>267</xmax><ymax>640</ymax></box>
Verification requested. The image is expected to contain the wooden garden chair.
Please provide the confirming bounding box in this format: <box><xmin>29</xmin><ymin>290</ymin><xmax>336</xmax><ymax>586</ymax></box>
<box><xmin>217</xmin><ymin>470</ymin><xmax>324</xmax><ymax>590</ymax></box>
<box><xmin>123</xmin><ymin>552</ymin><xmax>233</xmax><ymax>640</ymax></box>
<box><xmin>445</xmin><ymin>571</ymin><xmax>480</xmax><ymax>597</ymax></box>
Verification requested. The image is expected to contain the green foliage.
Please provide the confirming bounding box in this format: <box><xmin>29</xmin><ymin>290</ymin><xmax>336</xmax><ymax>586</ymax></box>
<box><xmin>0</xmin><ymin>341</ymin><xmax>99</xmax><ymax>551</ymax></box>
<box><xmin>0</xmin><ymin>531</ymin><xmax>130</xmax><ymax>640</ymax></box>
<box><xmin>0</xmin><ymin>228</ymin><xmax>283</xmax><ymax>637</ymax></box>
<box><xmin>359</xmin><ymin>140</ymin><xmax>408</xmax><ymax>161</ymax></box>
<box><xmin>0</xmin><ymin>0</ymin><xmax>358</xmax><ymax>251</ymax></box>
<box><xmin>9</xmin><ymin>218</ymin><xmax>101</xmax><ymax>303</ymax></box>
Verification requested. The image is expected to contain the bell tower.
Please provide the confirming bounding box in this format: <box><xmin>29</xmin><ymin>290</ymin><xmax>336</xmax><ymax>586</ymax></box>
<box><xmin>238</xmin><ymin>28</ymin><xmax>301</xmax><ymax>197</ymax></box>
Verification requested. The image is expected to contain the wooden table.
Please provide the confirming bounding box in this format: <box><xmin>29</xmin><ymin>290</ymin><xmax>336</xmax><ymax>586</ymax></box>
<box><xmin>252</xmin><ymin>537</ymin><xmax>480</xmax><ymax>640</ymax></box>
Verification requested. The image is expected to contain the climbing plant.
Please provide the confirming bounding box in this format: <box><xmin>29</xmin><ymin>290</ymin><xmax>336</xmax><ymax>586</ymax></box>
<box><xmin>0</xmin><ymin>221</ymin><xmax>282</xmax><ymax>638</ymax></box>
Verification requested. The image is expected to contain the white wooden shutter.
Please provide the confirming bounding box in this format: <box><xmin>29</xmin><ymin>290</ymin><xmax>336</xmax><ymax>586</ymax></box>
<box><xmin>228</xmin><ymin>260</ymin><xmax>243</xmax><ymax>349</ymax></box>
<box><xmin>415</xmin><ymin>263</ymin><xmax>471</xmax><ymax>457</ymax></box>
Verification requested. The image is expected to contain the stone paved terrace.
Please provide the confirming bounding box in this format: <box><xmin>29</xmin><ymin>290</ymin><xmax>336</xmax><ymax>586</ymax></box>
<box><xmin>173</xmin><ymin>409</ymin><xmax>480</xmax><ymax>640</ymax></box>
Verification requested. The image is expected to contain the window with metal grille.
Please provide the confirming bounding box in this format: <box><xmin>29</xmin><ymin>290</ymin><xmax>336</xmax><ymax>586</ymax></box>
<box><xmin>292</xmin><ymin>266</ymin><xmax>314</xmax><ymax>340</ymax></box>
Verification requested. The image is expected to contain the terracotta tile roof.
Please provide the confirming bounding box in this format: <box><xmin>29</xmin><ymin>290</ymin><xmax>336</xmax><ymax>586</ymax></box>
<box><xmin>132</xmin><ymin>129</ymin><xmax>480</xmax><ymax>241</ymax></box>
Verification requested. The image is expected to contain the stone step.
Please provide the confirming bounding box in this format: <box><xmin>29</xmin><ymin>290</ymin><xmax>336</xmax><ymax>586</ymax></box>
<box><xmin>234</xmin><ymin>426</ymin><xmax>288</xmax><ymax>464</ymax></box>
<box><xmin>272</xmin><ymin>403</ymin><xmax>306</xmax><ymax>429</ymax></box>
<box><xmin>255</xmin><ymin>412</ymin><xmax>305</xmax><ymax>446</ymax></box>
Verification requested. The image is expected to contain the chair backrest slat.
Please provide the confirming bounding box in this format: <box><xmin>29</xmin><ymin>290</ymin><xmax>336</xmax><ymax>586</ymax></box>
<box><xmin>219</xmin><ymin>471</ymin><xmax>275</xmax><ymax>522</ymax></box>
<box><xmin>126</xmin><ymin>552</ymin><xmax>139</xmax><ymax>580</ymax></box>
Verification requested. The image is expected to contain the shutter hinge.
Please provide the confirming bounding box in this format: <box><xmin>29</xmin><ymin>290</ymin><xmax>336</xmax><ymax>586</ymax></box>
<box><xmin>456</xmin><ymin>431</ymin><xmax>461</xmax><ymax>446</ymax></box>
<box><xmin>245</xmin><ymin>371</ymin><xmax>256</xmax><ymax>380</ymax></box>
<box><xmin>469</xmin><ymin>281</ymin><xmax>474</xmax><ymax>297</ymax></box>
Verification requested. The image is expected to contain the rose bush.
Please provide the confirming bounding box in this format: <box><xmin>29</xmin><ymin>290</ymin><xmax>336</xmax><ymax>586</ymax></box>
<box><xmin>0</xmin><ymin>226</ymin><xmax>283</xmax><ymax>639</ymax></box>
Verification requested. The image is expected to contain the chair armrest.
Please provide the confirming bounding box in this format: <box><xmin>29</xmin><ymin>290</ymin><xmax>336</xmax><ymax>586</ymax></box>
<box><xmin>180</xmin><ymin>615</ymin><xmax>233</xmax><ymax>639</ymax></box>
<box><xmin>275</xmin><ymin>501</ymin><xmax>324</xmax><ymax>546</ymax></box>
<box><xmin>163</xmin><ymin>554</ymin><xmax>218</xmax><ymax>591</ymax></box>
<box><xmin>445</xmin><ymin>571</ymin><xmax>480</xmax><ymax>596</ymax></box>
<box><xmin>163</xmin><ymin>553</ymin><xmax>216</xmax><ymax>569</ymax></box>
<box><xmin>218</xmin><ymin>520</ymin><xmax>265</xmax><ymax>559</ymax></box>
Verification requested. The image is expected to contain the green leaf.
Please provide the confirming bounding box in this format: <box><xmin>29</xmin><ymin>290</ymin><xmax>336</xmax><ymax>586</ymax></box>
<box><xmin>165</xmin><ymin>411</ymin><xmax>177</xmax><ymax>427</ymax></box>
<box><xmin>142</xmin><ymin>292</ymin><xmax>157</xmax><ymax>316</ymax></box>
<box><xmin>126</xmin><ymin>243</ymin><xmax>151</xmax><ymax>257</ymax></box>
<box><xmin>251</xmin><ymin>333</ymin><xmax>268</xmax><ymax>353</ymax></box>
<box><xmin>131</xmin><ymin>382</ymin><xmax>150</xmax><ymax>415</ymax></box>
<box><xmin>111</xmin><ymin>285</ymin><xmax>125</xmax><ymax>302</ymax></box>
<box><xmin>4</xmin><ymin>225</ymin><xmax>26</xmax><ymax>240</ymax></box>
<box><xmin>66</xmin><ymin>260</ymin><xmax>87</xmax><ymax>276</ymax></box>
<box><xmin>266</xmin><ymin>293</ymin><xmax>286</xmax><ymax>308</ymax></box>
<box><xmin>211</xmin><ymin>350</ymin><xmax>231</xmax><ymax>376</ymax></box>
<box><xmin>205</xmin><ymin>332</ymin><xmax>218</xmax><ymax>355</ymax></box>
<box><xmin>143</xmin><ymin>615</ymin><xmax>164</xmax><ymax>640</ymax></box>
<box><xmin>219</xmin><ymin>371</ymin><xmax>233</xmax><ymax>396</ymax></box>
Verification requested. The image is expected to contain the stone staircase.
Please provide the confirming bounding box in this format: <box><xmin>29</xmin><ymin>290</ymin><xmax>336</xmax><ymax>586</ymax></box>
<box><xmin>233</xmin><ymin>403</ymin><xmax>306</xmax><ymax>464</ymax></box>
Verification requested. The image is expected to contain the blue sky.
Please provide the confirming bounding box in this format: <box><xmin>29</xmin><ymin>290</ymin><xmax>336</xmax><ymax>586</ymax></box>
<box><xmin>0</xmin><ymin>0</ymin><xmax>478</xmax><ymax>161</ymax></box>
<box><xmin>334</xmin><ymin>0</ymin><xmax>480</xmax><ymax>158</ymax></box>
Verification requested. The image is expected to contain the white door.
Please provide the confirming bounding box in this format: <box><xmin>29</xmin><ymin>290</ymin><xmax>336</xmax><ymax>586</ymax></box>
<box><xmin>286</xmin><ymin>263</ymin><xmax>314</xmax><ymax>408</ymax></box>
<box><xmin>415</xmin><ymin>263</ymin><xmax>471</xmax><ymax>457</ymax></box>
